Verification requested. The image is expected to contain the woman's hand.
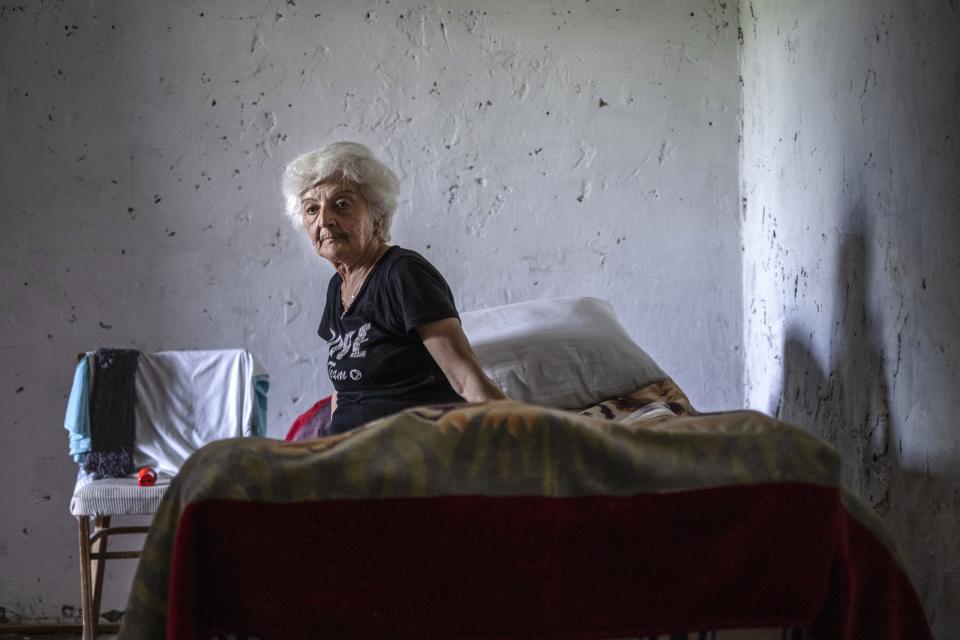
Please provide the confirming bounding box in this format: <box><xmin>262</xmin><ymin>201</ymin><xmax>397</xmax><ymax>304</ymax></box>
<box><xmin>418</xmin><ymin>318</ymin><xmax>507</xmax><ymax>403</ymax></box>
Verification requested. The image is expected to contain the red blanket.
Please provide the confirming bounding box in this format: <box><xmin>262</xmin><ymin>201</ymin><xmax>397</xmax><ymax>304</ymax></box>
<box><xmin>119</xmin><ymin>396</ymin><xmax>931</xmax><ymax>639</ymax></box>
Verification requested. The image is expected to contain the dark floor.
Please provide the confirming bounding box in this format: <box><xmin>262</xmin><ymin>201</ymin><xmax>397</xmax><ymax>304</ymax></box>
<box><xmin>1</xmin><ymin>637</ymin><xmax>71</xmax><ymax>639</ymax></box>
<box><xmin>0</xmin><ymin>637</ymin><xmax>76</xmax><ymax>639</ymax></box>
<box><xmin>0</xmin><ymin>634</ymin><xmax>116</xmax><ymax>639</ymax></box>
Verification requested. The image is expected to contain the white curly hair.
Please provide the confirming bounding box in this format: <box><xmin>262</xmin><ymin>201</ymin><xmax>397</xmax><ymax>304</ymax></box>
<box><xmin>281</xmin><ymin>141</ymin><xmax>400</xmax><ymax>241</ymax></box>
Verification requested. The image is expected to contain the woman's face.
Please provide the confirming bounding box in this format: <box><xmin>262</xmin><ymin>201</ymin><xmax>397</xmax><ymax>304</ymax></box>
<box><xmin>299</xmin><ymin>180</ymin><xmax>380</xmax><ymax>267</ymax></box>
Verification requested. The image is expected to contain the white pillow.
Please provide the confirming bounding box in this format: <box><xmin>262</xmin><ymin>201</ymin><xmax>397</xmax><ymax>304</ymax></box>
<box><xmin>460</xmin><ymin>297</ymin><xmax>667</xmax><ymax>409</ymax></box>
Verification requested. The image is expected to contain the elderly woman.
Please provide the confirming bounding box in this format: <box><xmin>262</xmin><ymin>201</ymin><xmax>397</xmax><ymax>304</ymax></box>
<box><xmin>282</xmin><ymin>141</ymin><xmax>506</xmax><ymax>434</ymax></box>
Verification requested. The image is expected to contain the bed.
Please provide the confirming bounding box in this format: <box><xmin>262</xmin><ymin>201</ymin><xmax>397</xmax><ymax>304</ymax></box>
<box><xmin>116</xmin><ymin>298</ymin><xmax>931</xmax><ymax>639</ymax></box>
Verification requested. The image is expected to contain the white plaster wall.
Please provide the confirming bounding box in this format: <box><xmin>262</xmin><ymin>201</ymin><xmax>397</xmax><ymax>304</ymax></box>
<box><xmin>740</xmin><ymin>1</ymin><xmax>960</xmax><ymax>636</ymax></box>
<box><xmin>0</xmin><ymin>0</ymin><xmax>741</xmax><ymax>623</ymax></box>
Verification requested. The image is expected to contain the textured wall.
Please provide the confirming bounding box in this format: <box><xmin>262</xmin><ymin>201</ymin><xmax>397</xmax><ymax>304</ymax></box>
<box><xmin>0</xmin><ymin>0</ymin><xmax>741</xmax><ymax>622</ymax></box>
<box><xmin>740</xmin><ymin>1</ymin><xmax>960</xmax><ymax>636</ymax></box>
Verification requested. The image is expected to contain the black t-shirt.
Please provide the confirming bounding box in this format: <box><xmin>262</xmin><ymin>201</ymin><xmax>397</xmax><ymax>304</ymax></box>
<box><xmin>318</xmin><ymin>246</ymin><xmax>464</xmax><ymax>434</ymax></box>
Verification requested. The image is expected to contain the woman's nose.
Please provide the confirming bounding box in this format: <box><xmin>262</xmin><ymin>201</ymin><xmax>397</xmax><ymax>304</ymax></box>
<box><xmin>317</xmin><ymin>202</ymin><xmax>336</xmax><ymax>227</ymax></box>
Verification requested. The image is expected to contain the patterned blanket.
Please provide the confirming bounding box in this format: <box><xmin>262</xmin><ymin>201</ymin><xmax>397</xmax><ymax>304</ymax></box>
<box><xmin>118</xmin><ymin>380</ymin><xmax>930</xmax><ymax>640</ymax></box>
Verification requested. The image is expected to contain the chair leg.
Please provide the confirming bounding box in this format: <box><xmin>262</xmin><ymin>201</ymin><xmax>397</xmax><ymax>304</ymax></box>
<box><xmin>91</xmin><ymin>515</ymin><xmax>110</xmax><ymax>632</ymax></box>
<box><xmin>77</xmin><ymin>516</ymin><xmax>95</xmax><ymax>640</ymax></box>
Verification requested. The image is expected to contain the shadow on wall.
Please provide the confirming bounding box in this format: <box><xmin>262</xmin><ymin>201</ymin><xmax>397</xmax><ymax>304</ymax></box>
<box><xmin>776</xmin><ymin>215</ymin><xmax>893</xmax><ymax>513</ymax></box>
<box><xmin>775</xmin><ymin>213</ymin><xmax>956</xmax><ymax>623</ymax></box>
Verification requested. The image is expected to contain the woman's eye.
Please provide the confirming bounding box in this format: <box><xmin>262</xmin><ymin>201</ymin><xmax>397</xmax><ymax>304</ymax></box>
<box><xmin>335</xmin><ymin>199</ymin><xmax>349</xmax><ymax>209</ymax></box>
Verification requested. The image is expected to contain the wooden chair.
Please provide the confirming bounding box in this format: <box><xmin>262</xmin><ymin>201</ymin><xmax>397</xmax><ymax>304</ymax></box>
<box><xmin>71</xmin><ymin>476</ymin><xmax>171</xmax><ymax>637</ymax></box>
<box><xmin>67</xmin><ymin>349</ymin><xmax>267</xmax><ymax>639</ymax></box>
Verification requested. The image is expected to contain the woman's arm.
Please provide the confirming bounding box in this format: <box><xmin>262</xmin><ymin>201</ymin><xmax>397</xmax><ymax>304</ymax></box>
<box><xmin>419</xmin><ymin>317</ymin><xmax>507</xmax><ymax>403</ymax></box>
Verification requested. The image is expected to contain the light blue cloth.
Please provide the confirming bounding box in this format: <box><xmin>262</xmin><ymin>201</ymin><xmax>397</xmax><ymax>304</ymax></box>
<box><xmin>65</xmin><ymin>357</ymin><xmax>271</xmax><ymax>462</ymax></box>
<box><xmin>64</xmin><ymin>355</ymin><xmax>92</xmax><ymax>462</ymax></box>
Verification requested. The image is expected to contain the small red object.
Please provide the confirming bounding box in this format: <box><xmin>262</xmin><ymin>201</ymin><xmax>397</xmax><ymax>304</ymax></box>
<box><xmin>137</xmin><ymin>467</ymin><xmax>157</xmax><ymax>487</ymax></box>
